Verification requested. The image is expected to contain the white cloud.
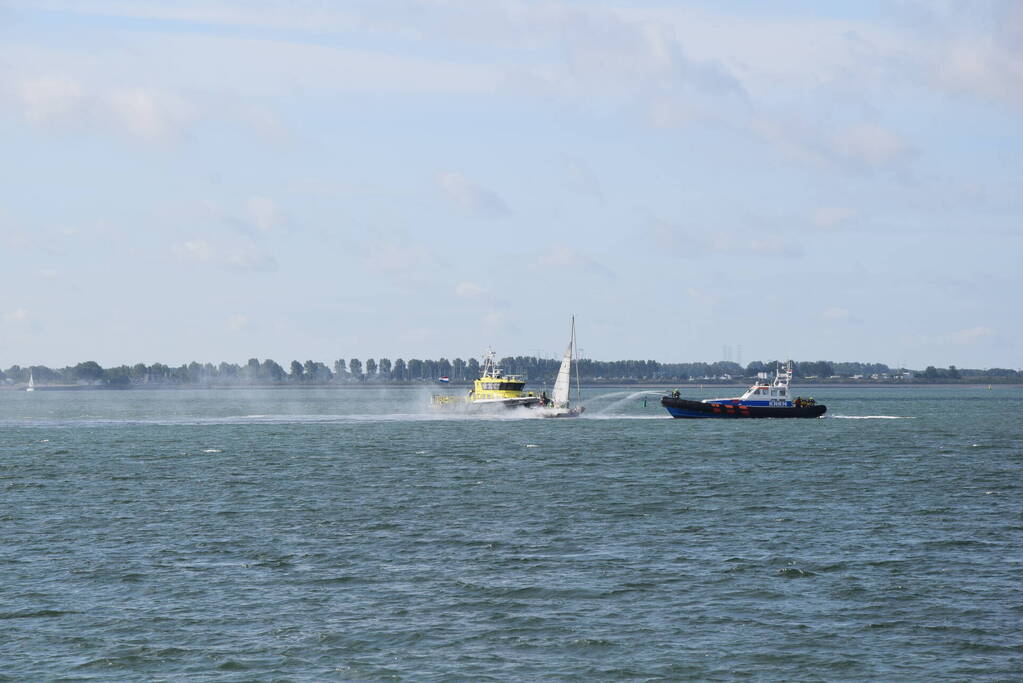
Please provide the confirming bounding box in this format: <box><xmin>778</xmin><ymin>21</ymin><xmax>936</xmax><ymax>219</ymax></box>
<box><xmin>361</xmin><ymin>239</ymin><xmax>436</xmax><ymax>275</ymax></box>
<box><xmin>949</xmin><ymin>326</ymin><xmax>995</xmax><ymax>345</ymax></box>
<box><xmin>813</xmin><ymin>207</ymin><xmax>855</xmax><ymax>229</ymax></box>
<box><xmin>936</xmin><ymin>41</ymin><xmax>1023</xmax><ymax>109</ymax></box>
<box><xmin>821</xmin><ymin>307</ymin><xmax>850</xmax><ymax>321</ymax></box>
<box><xmin>13</xmin><ymin>74</ymin><xmax>198</xmax><ymax>141</ymax></box>
<box><xmin>439</xmin><ymin>172</ymin><xmax>510</xmax><ymax>218</ymax></box>
<box><xmin>654</xmin><ymin>219</ymin><xmax>800</xmax><ymax>259</ymax></box>
<box><xmin>685</xmin><ymin>287</ymin><xmax>719</xmax><ymax>307</ymax></box>
<box><xmin>175</xmin><ymin>238</ymin><xmax>277</xmax><ymax>271</ymax></box>
<box><xmin>222</xmin><ymin>243</ymin><xmax>278</xmax><ymax>271</ymax></box>
<box><xmin>833</xmin><ymin>124</ymin><xmax>912</xmax><ymax>168</ymax></box>
<box><xmin>564</xmin><ymin>158</ymin><xmax>603</xmax><ymax>201</ymax></box>
<box><xmin>3</xmin><ymin>308</ymin><xmax>30</xmax><ymax>323</ymax></box>
<box><xmin>226</xmin><ymin>314</ymin><xmax>249</xmax><ymax>331</ymax></box>
<box><xmin>915</xmin><ymin>325</ymin><xmax>997</xmax><ymax>349</ymax></box>
<box><xmin>105</xmin><ymin>87</ymin><xmax>197</xmax><ymax>141</ymax></box>
<box><xmin>18</xmin><ymin>76</ymin><xmax>84</xmax><ymax>125</ymax></box>
<box><xmin>534</xmin><ymin>244</ymin><xmax>615</xmax><ymax>279</ymax></box>
<box><xmin>455</xmin><ymin>281</ymin><xmax>487</xmax><ymax>300</ymax></box>
<box><xmin>189</xmin><ymin>198</ymin><xmax>287</xmax><ymax>237</ymax></box>
<box><xmin>180</xmin><ymin>239</ymin><xmax>216</xmax><ymax>262</ymax></box>
<box><xmin>752</xmin><ymin>116</ymin><xmax>913</xmax><ymax>172</ymax></box>
<box><xmin>481</xmin><ymin>310</ymin><xmax>510</xmax><ymax>335</ymax></box>
<box><xmin>246</xmin><ymin>197</ymin><xmax>283</xmax><ymax>233</ymax></box>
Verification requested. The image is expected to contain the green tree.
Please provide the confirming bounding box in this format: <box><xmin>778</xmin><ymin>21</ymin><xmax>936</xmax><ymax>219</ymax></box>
<box><xmin>378</xmin><ymin>358</ymin><xmax>391</xmax><ymax>377</ymax></box>
<box><xmin>262</xmin><ymin>359</ymin><xmax>285</xmax><ymax>381</ymax></box>
<box><xmin>74</xmin><ymin>361</ymin><xmax>105</xmax><ymax>382</ymax></box>
<box><xmin>948</xmin><ymin>365</ymin><xmax>960</xmax><ymax>379</ymax></box>
<box><xmin>365</xmin><ymin>358</ymin><xmax>377</xmax><ymax>377</ymax></box>
<box><xmin>304</xmin><ymin>361</ymin><xmax>331</xmax><ymax>381</ymax></box>
<box><xmin>745</xmin><ymin>361</ymin><xmax>768</xmax><ymax>377</ymax></box>
<box><xmin>130</xmin><ymin>363</ymin><xmax>148</xmax><ymax>381</ymax></box>
<box><xmin>391</xmin><ymin>358</ymin><xmax>406</xmax><ymax>381</ymax></box>
<box><xmin>407</xmin><ymin>359</ymin><xmax>423</xmax><ymax>380</ymax></box>
<box><xmin>244</xmin><ymin>358</ymin><xmax>260</xmax><ymax>381</ymax></box>
<box><xmin>349</xmin><ymin>358</ymin><xmax>363</xmax><ymax>379</ymax></box>
<box><xmin>30</xmin><ymin>365</ymin><xmax>60</xmax><ymax>381</ymax></box>
<box><xmin>106</xmin><ymin>365</ymin><xmax>132</xmax><ymax>386</ymax></box>
<box><xmin>290</xmin><ymin>360</ymin><xmax>304</xmax><ymax>380</ymax></box>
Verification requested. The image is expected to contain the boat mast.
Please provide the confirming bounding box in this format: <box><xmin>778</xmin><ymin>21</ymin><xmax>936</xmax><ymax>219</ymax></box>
<box><xmin>481</xmin><ymin>348</ymin><xmax>496</xmax><ymax>378</ymax></box>
<box><xmin>571</xmin><ymin>315</ymin><xmax>581</xmax><ymax>406</ymax></box>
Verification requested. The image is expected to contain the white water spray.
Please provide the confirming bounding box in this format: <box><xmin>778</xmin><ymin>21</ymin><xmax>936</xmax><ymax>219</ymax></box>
<box><xmin>586</xmin><ymin>390</ymin><xmax>663</xmax><ymax>415</ymax></box>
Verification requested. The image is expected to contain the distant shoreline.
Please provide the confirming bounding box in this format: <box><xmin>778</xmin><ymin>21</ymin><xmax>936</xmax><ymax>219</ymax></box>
<box><xmin>6</xmin><ymin>381</ymin><xmax>1018</xmax><ymax>392</ymax></box>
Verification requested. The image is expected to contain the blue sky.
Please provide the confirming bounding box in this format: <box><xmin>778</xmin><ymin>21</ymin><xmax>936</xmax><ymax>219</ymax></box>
<box><xmin>1</xmin><ymin>0</ymin><xmax>1020</xmax><ymax>369</ymax></box>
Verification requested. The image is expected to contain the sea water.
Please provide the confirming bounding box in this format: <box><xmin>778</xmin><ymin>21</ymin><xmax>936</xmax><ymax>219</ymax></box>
<box><xmin>1</xmin><ymin>386</ymin><xmax>1020</xmax><ymax>680</ymax></box>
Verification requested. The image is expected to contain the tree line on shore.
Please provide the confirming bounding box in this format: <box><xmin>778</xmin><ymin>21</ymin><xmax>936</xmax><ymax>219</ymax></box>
<box><xmin>3</xmin><ymin>357</ymin><xmax>1020</xmax><ymax>386</ymax></box>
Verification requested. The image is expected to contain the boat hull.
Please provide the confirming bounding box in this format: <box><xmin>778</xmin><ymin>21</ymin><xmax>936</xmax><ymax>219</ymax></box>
<box><xmin>661</xmin><ymin>397</ymin><xmax>826</xmax><ymax>419</ymax></box>
<box><xmin>432</xmin><ymin>395</ymin><xmax>541</xmax><ymax>409</ymax></box>
<box><xmin>537</xmin><ymin>406</ymin><xmax>585</xmax><ymax>418</ymax></box>
<box><xmin>475</xmin><ymin>397</ymin><xmax>542</xmax><ymax>409</ymax></box>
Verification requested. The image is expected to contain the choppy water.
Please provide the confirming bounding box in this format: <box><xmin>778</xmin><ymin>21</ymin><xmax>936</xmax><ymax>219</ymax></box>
<box><xmin>1</xmin><ymin>386</ymin><xmax>1020</xmax><ymax>680</ymax></box>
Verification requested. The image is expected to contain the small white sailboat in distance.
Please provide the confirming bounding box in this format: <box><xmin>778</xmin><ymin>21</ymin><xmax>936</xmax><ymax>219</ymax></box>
<box><xmin>26</xmin><ymin>371</ymin><xmax>35</xmax><ymax>392</ymax></box>
<box><xmin>539</xmin><ymin>316</ymin><xmax>584</xmax><ymax>418</ymax></box>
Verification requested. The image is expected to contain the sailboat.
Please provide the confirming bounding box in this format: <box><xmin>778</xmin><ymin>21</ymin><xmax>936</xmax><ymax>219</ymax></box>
<box><xmin>539</xmin><ymin>316</ymin><xmax>584</xmax><ymax>418</ymax></box>
<box><xmin>26</xmin><ymin>371</ymin><xmax>35</xmax><ymax>392</ymax></box>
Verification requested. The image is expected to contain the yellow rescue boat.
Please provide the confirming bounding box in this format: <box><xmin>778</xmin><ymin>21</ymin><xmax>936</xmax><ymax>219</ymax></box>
<box><xmin>433</xmin><ymin>349</ymin><xmax>541</xmax><ymax>409</ymax></box>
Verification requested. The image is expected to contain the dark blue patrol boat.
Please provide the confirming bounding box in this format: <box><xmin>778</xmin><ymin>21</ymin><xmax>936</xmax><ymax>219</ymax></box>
<box><xmin>661</xmin><ymin>362</ymin><xmax>826</xmax><ymax>419</ymax></box>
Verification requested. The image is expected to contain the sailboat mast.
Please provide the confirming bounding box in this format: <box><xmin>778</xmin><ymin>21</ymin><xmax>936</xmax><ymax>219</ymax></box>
<box><xmin>572</xmin><ymin>315</ymin><xmax>581</xmax><ymax>405</ymax></box>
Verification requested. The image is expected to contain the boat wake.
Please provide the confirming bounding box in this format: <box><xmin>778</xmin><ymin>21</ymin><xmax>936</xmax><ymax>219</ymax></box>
<box><xmin>2</xmin><ymin>411</ymin><xmax>557</xmax><ymax>428</ymax></box>
<box><xmin>581</xmin><ymin>413</ymin><xmax>671</xmax><ymax>420</ymax></box>
<box><xmin>829</xmin><ymin>415</ymin><xmax>913</xmax><ymax>419</ymax></box>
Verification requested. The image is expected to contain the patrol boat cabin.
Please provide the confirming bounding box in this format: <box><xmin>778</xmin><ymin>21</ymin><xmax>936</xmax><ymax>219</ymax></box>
<box><xmin>715</xmin><ymin>363</ymin><xmax>793</xmax><ymax>407</ymax></box>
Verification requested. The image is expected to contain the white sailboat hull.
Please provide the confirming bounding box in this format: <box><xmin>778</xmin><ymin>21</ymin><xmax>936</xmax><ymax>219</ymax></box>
<box><xmin>536</xmin><ymin>405</ymin><xmax>585</xmax><ymax>418</ymax></box>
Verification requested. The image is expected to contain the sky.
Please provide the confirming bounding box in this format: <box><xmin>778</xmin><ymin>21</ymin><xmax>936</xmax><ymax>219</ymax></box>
<box><xmin>1</xmin><ymin>0</ymin><xmax>1020</xmax><ymax>370</ymax></box>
